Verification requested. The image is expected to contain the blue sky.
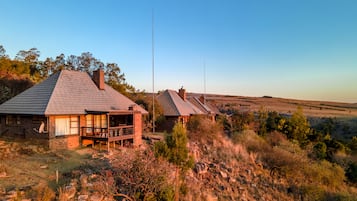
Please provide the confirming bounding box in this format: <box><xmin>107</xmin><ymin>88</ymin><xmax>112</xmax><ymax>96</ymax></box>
<box><xmin>1</xmin><ymin>0</ymin><xmax>357</xmax><ymax>103</ymax></box>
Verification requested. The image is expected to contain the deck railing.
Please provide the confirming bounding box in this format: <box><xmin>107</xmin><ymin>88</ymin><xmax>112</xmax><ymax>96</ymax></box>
<box><xmin>81</xmin><ymin>125</ymin><xmax>134</xmax><ymax>138</ymax></box>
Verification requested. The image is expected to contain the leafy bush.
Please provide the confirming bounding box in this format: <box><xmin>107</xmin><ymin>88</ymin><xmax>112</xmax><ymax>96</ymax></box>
<box><xmin>313</xmin><ymin>142</ymin><xmax>327</xmax><ymax>160</ymax></box>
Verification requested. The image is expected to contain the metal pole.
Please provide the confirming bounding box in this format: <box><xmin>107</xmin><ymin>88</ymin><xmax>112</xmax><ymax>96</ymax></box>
<box><xmin>204</xmin><ymin>61</ymin><xmax>206</xmax><ymax>104</ymax></box>
<box><xmin>152</xmin><ymin>9</ymin><xmax>155</xmax><ymax>134</ymax></box>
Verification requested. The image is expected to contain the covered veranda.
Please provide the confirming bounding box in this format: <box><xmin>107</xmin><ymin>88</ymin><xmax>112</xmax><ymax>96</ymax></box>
<box><xmin>80</xmin><ymin>110</ymin><xmax>136</xmax><ymax>151</ymax></box>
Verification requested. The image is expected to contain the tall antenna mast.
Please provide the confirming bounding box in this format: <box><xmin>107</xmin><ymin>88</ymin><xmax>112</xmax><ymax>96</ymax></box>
<box><xmin>152</xmin><ymin>9</ymin><xmax>155</xmax><ymax>134</ymax></box>
<box><xmin>203</xmin><ymin>60</ymin><xmax>206</xmax><ymax>104</ymax></box>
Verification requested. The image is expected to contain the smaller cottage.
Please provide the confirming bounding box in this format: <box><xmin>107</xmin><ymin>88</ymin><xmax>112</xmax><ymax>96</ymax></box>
<box><xmin>157</xmin><ymin>87</ymin><xmax>218</xmax><ymax>131</ymax></box>
<box><xmin>0</xmin><ymin>69</ymin><xmax>147</xmax><ymax>149</ymax></box>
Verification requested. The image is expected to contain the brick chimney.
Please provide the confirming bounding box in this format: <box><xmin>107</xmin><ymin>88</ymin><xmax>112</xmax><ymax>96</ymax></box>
<box><xmin>93</xmin><ymin>69</ymin><xmax>105</xmax><ymax>90</ymax></box>
<box><xmin>178</xmin><ymin>87</ymin><xmax>186</xmax><ymax>101</ymax></box>
<box><xmin>199</xmin><ymin>95</ymin><xmax>205</xmax><ymax>104</ymax></box>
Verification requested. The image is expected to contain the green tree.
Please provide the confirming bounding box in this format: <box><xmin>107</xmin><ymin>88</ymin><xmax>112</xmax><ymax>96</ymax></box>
<box><xmin>266</xmin><ymin>111</ymin><xmax>282</xmax><ymax>132</ymax></box>
<box><xmin>133</xmin><ymin>92</ymin><xmax>164</xmax><ymax>132</ymax></box>
<box><xmin>104</xmin><ymin>62</ymin><xmax>134</xmax><ymax>96</ymax></box>
<box><xmin>0</xmin><ymin>45</ymin><xmax>8</xmax><ymax>58</ymax></box>
<box><xmin>257</xmin><ymin>106</ymin><xmax>268</xmax><ymax>136</ymax></box>
<box><xmin>40</xmin><ymin>57</ymin><xmax>56</xmax><ymax>77</ymax></box>
<box><xmin>54</xmin><ymin>53</ymin><xmax>66</xmax><ymax>72</ymax></box>
<box><xmin>78</xmin><ymin>52</ymin><xmax>95</xmax><ymax>72</ymax></box>
<box><xmin>287</xmin><ymin>107</ymin><xmax>310</xmax><ymax>146</ymax></box>
<box><xmin>155</xmin><ymin>122</ymin><xmax>194</xmax><ymax>201</ymax></box>
<box><xmin>15</xmin><ymin>48</ymin><xmax>42</xmax><ymax>81</ymax></box>
<box><xmin>66</xmin><ymin>55</ymin><xmax>80</xmax><ymax>70</ymax></box>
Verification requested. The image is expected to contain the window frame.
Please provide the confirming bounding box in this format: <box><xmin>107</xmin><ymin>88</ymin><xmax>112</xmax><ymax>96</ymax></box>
<box><xmin>55</xmin><ymin>115</ymin><xmax>79</xmax><ymax>136</ymax></box>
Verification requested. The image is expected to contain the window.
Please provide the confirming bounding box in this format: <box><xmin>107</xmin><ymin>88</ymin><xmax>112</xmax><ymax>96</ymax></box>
<box><xmin>5</xmin><ymin>115</ymin><xmax>21</xmax><ymax>125</ymax></box>
<box><xmin>70</xmin><ymin>116</ymin><xmax>79</xmax><ymax>134</ymax></box>
<box><xmin>86</xmin><ymin>114</ymin><xmax>107</xmax><ymax>128</ymax></box>
<box><xmin>86</xmin><ymin>114</ymin><xmax>93</xmax><ymax>133</ymax></box>
<box><xmin>101</xmin><ymin>114</ymin><xmax>107</xmax><ymax>128</ymax></box>
<box><xmin>55</xmin><ymin>116</ymin><xmax>79</xmax><ymax>136</ymax></box>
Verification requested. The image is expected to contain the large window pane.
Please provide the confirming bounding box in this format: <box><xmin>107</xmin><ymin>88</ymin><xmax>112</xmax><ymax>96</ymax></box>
<box><xmin>55</xmin><ymin>116</ymin><xmax>79</xmax><ymax>136</ymax></box>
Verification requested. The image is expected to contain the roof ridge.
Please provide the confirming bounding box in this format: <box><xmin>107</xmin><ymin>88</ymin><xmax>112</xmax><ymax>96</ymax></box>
<box><xmin>44</xmin><ymin>71</ymin><xmax>62</xmax><ymax>115</ymax></box>
<box><xmin>167</xmin><ymin>90</ymin><xmax>183</xmax><ymax>116</ymax></box>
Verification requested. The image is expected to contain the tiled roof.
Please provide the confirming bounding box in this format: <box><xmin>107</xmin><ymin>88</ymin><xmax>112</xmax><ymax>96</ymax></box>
<box><xmin>0</xmin><ymin>70</ymin><xmax>147</xmax><ymax>115</ymax></box>
<box><xmin>188</xmin><ymin>97</ymin><xmax>213</xmax><ymax>114</ymax></box>
<box><xmin>157</xmin><ymin>90</ymin><xmax>204</xmax><ymax>116</ymax></box>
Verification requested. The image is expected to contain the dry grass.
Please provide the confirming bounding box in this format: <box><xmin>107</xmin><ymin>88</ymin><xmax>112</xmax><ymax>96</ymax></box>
<box><xmin>203</xmin><ymin>93</ymin><xmax>357</xmax><ymax>117</ymax></box>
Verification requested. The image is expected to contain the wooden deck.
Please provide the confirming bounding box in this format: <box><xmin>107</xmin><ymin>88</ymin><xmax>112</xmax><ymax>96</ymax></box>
<box><xmin>80</xmin><ymin>125</ymin><xmax>134</xmax><ymax>150</ymax></box>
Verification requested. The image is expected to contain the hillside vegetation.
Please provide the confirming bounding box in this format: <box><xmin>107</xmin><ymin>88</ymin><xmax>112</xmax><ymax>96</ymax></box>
<box><xmin>2</xmin><ymin>110</ymin><xmax>357</xmax><ymax>200</ymax></box>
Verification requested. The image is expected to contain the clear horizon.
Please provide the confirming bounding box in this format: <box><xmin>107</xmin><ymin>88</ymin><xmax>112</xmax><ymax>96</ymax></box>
<box><xmin>1</xmin><ymin>0</ymin><xmax>357</xmax><ymax>103</ymax></box>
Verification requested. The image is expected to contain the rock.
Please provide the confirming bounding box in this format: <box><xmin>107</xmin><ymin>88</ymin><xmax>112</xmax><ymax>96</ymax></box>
<box><xmin>229</xmin><ymin>177</ymin><xmax>236</xmax><ymax>183</ymax></box>
<box><xmin>220</xmin><ymin>171</ymin><xmax>228</xmax><ymax>179</ymax></box>
<box><xmin>70</xmin><ymin>179</ymin><xmax>78</xmax><ymax>187</ymax></box>
<box><xmin>80</xmin><ymin>174</ymin><xmax>88</xmax><ymax>187</ymax></box>
<box><xmin>194</xmin><ymin>162</ymin><xmax>208</xmax><ymax>175</ymax></box>
<box><xmin>40</xmin><ymin>165</ymin><xmax>48</xmax><ymax>169</ymax></box>
<box><xmin>0</xmin><ymin>171</ymin><xmax>7</xmax><ymax>178</ymax></box>
<box><xmin>65</xmin><ymin>185</ymin><xmax>76</xmax><ymax>199</ymax></box>
<box><xmin>89</xmin><ymin>174</ymin><xmax>99</xmax><ymax>180</ymax></box>
<box><xmin>0</xmin><ymin>187</ymin><xmax>5</xmax><ymax>195</ymax></box>
<box><xmin>6</xmin><ymin>190</ymin><xmax>24</xmax><ymax>199</ymax></box>
<box><xmin>37</xmin><ymin>146</ymin><xmax>45</xmax><ymax>153</ymax></box>
<box><xmin>78</xmin><ymin>194</ymin><xmax>89</xmax><ymax>201</ymax></box>
<box><xmin>205</xmin><ymin>192</ymin><xmax>218</xmax><ymax>201</ymax></box>
<box><xmin>89</xmin><ymin>193</ymin><xmax>104</xmax><ymax>201</ymax></box>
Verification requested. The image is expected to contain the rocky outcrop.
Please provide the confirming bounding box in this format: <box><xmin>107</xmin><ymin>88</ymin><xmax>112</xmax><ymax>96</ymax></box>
<box><xmin>185</xmin><ymin>138</ymin><xmax>294</xmax><ymax>201</ymax></box>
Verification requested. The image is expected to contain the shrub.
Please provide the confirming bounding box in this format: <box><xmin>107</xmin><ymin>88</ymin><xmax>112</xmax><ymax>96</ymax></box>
<box><xmin>112</xmin><ymin>149</ymin><xmax>174</xmax><ymax>201</ymax></box>
<box><xmin>304</xmin><ymin>160</ymin><xmax>346</xmax><ymax>190</ymax></box>
<box><xmin>262</xmin><ymin>146</ymin><xmax>305</xmax><ymax>179</ymax></box>
<box><xmin>346</xmin><ymin>162</ymin><xmax>357</xmax><ymax>184</ymax></box>
<box><xmin>232</xmin><ymin>130</ymin><xmax>270</xmax><ymax>153</ymax></box>
<box><xmin>265</xmin><ymin>131</ymin><xmax>287</xmax><ymax>147</ymax></box>
<box><xmin>313</xmin><ymin>142</ymin><xmax>327</xmax><ymax>160</ymax></box>
<box><xmin>187</xmin><ymin>115</ymin><xmax>221</xmax><ymax>143</ymax></box>
<box><xmin>300</xmin><ymin>185</ymin><xmax>326</xmax><ymax>201</ymax></box>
